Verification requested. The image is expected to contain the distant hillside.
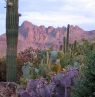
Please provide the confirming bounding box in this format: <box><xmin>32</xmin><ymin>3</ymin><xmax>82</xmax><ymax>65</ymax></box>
<box><xmin>0</xmin><ymin>21</ymin><xmax>95</xmax><ymax>57</ymax></box>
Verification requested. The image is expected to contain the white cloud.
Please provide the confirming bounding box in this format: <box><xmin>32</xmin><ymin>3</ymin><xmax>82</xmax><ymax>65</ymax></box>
<box><xmin>19</xmin><ymin>0</ymin><xmax>95</xmax><ymax>29</ymax></box>
<box><xmin>0</xmin><ymin>0</ymin><xmax>95</xmax><ymax>35</ymax></box>
<box><xmin>20</xmin><ymin>11</ymin><xmax>95</xmax><ymax>28</ymax></box>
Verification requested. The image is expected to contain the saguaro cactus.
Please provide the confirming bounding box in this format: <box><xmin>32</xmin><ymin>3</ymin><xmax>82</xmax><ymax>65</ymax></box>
<box><xmin>66</xmin><ymin>24</ymin><xmax>70</xmax><ymax>52</ymax></box>
<box><xmin>73</xmin><ymin>40</ymin><xmax>77</xmax><ymax>51</ymax></box>
<box><xmin>63</xmin><ymin>37</ymin><xmax>66</xmax><ymax>53</ymax></box>
<box><xmin>6</xmin><ymin>0</ymin><xmax>19</xmax><ymax>82</ymax></box>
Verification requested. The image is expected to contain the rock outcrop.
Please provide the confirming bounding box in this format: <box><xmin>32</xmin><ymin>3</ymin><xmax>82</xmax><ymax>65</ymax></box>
<box><xmin>0</xmin><ymin>21</ymin><xmax>95</xmax><ymax>57</ymax></box>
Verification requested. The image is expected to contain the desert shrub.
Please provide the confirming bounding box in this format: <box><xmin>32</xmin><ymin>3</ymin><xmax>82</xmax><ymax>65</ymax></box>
<box><xmin>72</xmin><ymin>51</ymin><xmax>95</xmax><ymax>97</ymax></box>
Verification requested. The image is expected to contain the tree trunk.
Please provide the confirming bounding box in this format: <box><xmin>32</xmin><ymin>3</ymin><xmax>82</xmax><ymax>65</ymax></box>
<box><xmin>6</xmin><ymin>0</ymin><xmax>19</xmax><ymax>82</ymax></box>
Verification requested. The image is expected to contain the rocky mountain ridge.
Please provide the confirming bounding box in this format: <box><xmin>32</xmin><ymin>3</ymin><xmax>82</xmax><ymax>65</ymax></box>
<box><xmin>0</xmin><ymin>21</ymin><xmax>95</xmax><ymax>57</ymax></box>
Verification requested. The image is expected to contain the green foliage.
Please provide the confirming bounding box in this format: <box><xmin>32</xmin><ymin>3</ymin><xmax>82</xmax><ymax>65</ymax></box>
<box><xmin>58</xmin><ymin>51</ymin><xmax>64</xmax><ymax>59</ymax></box>
<box><xmin>19</xmin><ymin>77</ymin><xmax>27</xmax><ymax>88</ymax></box>
<box><xmin>60</xmin><ymin>52</ymin><xmax>74</xmax><ymax>68</ymax></box>
<box><xmin>38</xmin><ymin>64</ymin><xmax>51</xmax><ymax>78</ymax></box>
<box><xmin>72</xmin><ymin>51</ymin><xmax>95</xmax><ymax>97</ymax></box>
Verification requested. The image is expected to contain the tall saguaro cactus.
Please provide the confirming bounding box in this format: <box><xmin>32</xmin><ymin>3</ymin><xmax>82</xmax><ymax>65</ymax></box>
<box><xmin>66</xmin><ymin>24</ymin><xmax>70</xmax><ymax>52</ymax></box>
<box><xmin>73</xmin><ymin>40</ymin><xmax>77</xmax><ymax>51</ymax></box>
<box><xmin>6</xmin><ymin>0</ymin><xmax>19</xmax><ymax>82</ymax></box>
<box><xmin>63</xmin><ymin>37</ymin><xmax>66</xmax><ymax>53</ymax></box>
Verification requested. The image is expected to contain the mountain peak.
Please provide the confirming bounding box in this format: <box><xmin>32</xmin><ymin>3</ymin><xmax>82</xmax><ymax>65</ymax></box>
<box><xmin>22</xmin><ymin>20</ymin><xmax>32</xmax><ymax>25</ymax></box>
<box><xmin>21</xmin><ymin>21</ymin><xmax>33</xmax><ymax>28</ymax></box>
<box><xmin>1</xmin><ymin>21</ymin><xmax>95</xmax><ymax>57</ymax></box>
<box><xmin>70</xmin><ymin>25</ymin><xmax>84</xmax><ymax>31</ymax></box>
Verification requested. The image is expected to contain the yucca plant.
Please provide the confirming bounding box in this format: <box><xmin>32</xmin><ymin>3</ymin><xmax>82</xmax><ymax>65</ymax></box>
<box><xmin>6</xmin><ymin>0</ymin><xmax>19</xmax><ymax>82</ymax></box>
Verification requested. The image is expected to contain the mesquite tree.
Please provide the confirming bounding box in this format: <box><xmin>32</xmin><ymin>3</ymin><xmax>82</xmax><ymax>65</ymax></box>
<box><xmin>6</xmin><ymin>0</ymin><xmax>19</xmax><ymax>82</ymax></box>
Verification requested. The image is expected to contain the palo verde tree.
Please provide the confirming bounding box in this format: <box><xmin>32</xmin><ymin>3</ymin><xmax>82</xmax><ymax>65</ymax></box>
<box><xmin>6</xmin><ymin>0</ymin><xmax>19</xmax><ymax>82</ymax></box>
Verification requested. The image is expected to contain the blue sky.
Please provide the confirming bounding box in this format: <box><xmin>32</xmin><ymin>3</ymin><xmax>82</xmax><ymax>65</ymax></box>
<box><xmin>0</xmin><ymin>0</ymin><xmax>95</xmax><ymax>35</ymax></box>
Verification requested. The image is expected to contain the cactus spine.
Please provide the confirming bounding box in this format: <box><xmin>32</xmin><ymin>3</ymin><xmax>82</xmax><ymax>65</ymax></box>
<box><xmin>6</xmin><ymin>0</ymin><xmax>19</xmax><ymax>82</ymax></box>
